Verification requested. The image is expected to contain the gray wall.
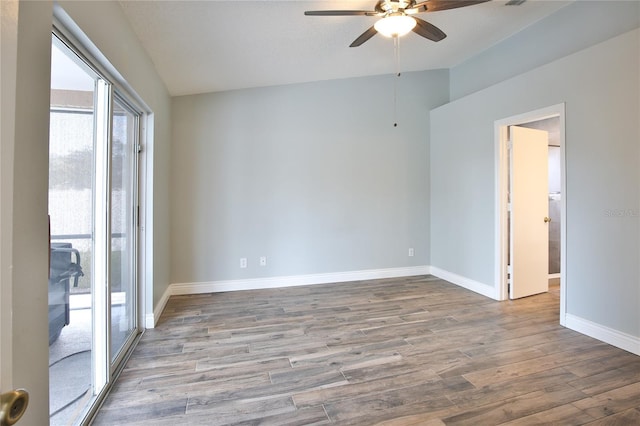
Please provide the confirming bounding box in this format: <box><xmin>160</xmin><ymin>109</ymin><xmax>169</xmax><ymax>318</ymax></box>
<box><xmin>431</xmin><ymin>28</ymin><xmax>639</xmax><ymax>336</ymax></box>
<box><xmin>450</xmin><ymin>1</ymin><xmax>640</xmax><ymax>100</ymax></box>
<box><xmin>171</xmin><ymin>71</ymin><xmax>449</xmax><ymax>284</ymax></box>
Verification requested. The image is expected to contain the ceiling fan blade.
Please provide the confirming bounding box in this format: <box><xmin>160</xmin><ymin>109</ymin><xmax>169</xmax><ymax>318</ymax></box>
<box><xmin>406</xmin><ymin>5</ymin><xmax>427</xmax><ymax>14</ymax></box>
<box><xmin>412</xmin><ymin>0</ymin><xmax>490</xmax><ymax>12</ymax></box>
<box><xmin>304</xmin><ymin>10</ymin><xmax>376</xmax><ymax>16</ymax></box>
<box><xmin>412</xmin><ymin>17</ymin><xmax>447</xmax><ymax>42</ymax></box>
<box><xmin>349</xmin><ymin>26</ymin><xmax>378</xmax><ymax>47</ymax></box>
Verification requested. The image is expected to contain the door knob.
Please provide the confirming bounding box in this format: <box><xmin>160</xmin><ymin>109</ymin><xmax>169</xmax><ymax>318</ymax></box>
<box><xmin>544</xmin><ymin>217</ymin><xmax>551</xmax><ymax>223</ymax></box>
<box><xmin>0</xmin><ymin>389</ymin><xmax>29</xmax><ymax>426</ymax></box>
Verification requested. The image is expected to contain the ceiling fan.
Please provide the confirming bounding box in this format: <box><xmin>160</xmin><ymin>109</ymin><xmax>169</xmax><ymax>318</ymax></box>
<box><xmin>305</xmin><ymin>0</ymin><xmax>490</xmax><ymax>47</ymax></box>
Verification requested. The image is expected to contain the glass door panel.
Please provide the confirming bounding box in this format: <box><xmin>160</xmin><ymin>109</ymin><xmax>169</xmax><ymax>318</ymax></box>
<box><xmin>49</xmin><ymin>35</ymin><xmax>99</xmax><ymax>425</ymax></box>
<box><xmin>110</xmin><ymin>98</ymin><xmax>139</xmax><ymax>363</ymax></box>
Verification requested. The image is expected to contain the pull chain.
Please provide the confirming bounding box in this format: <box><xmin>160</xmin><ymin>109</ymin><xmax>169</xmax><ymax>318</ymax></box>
<box><xmin>393</xmin><ymin>35</ymin><xmax>400</xmax><ymax>127</ymax></box>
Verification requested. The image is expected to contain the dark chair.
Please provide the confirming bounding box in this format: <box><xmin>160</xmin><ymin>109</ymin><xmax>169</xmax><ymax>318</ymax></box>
<box><xmin>48</xmin><ymin>242</ymin><xmax>84</xmax><ymax>345</ymax></box>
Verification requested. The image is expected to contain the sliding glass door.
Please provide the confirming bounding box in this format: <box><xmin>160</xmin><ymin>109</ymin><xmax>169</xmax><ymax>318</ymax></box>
<box><xmin>49</xmin><ymin>33</ymin><xmax>141</xmax><ymax>425</ymax></box>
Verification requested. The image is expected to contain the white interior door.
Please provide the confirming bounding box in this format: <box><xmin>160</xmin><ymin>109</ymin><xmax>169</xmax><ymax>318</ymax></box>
<box><xmin>510</xmin><ymin>126</ymin><xmax>549</xmax><ymax>299</ymax></box>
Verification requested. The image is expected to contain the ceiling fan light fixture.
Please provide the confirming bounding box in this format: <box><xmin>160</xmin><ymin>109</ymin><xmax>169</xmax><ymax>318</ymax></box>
<box><xmin>374</xmin><ymin>14</ymin><xmax>416</xmax><ymax>38</ymax></box>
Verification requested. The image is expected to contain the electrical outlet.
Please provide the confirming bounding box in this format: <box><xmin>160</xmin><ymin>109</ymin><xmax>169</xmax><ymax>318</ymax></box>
<box><xmin>240</xmin><ymin>258</ymin><xmax>247</xmax><ymax>268</ymax></box>
<box><xmin>408</xmin><ymin>248</ymin><xmax>414</xmax><ymax>257</ymax></box>
<box><xmin>259</xmin><ymin>256</ymin><xmax>267</xmax><ymax>266</ymax></box>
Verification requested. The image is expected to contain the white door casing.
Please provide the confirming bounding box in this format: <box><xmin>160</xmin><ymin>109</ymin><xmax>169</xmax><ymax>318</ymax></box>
<box><xmin>509</xmin><ymin>126</ymin><xmax>549</xmax><ymax>299</ymax></box>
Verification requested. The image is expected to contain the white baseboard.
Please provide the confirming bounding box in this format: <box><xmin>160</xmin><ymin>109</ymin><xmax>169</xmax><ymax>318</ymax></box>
<box><xmin>170</xmin><ymin>265</ymin><xmax>431</xmax><ymax>296</ymax></box>
<box><xmin>145</xmin><ymin>284</ymin><xmax>171</xmax><ymax>329</ymax></box>
<box><xmin>565</xmin><ymin>313</ymin><xmax>640</xmax><ymax>356</ymax></box>
<box><xmin>429</xmin><ymin>266</ymin><xmax>499</xmax><ymax>300</ymax></box>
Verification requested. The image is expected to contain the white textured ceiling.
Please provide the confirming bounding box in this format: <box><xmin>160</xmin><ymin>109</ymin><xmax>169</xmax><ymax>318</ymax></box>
<box><xmin>118</xmin><ymin>0</ymin><xmax>571</xmax><ymax>96</ymax></box>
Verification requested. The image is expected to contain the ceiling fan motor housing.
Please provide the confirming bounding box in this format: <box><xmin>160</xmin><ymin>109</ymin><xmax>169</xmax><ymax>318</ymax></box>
<box><xmin>376</xmin><ymin>0</ymin><xmax>415</xmax><ymax>15</ymax></box>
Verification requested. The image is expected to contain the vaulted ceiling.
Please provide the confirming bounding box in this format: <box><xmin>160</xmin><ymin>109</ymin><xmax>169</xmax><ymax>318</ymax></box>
<box><xmin>118</xmin><ymin>0</ymin><xmax>571</xmax><ymax>96</ymax></box>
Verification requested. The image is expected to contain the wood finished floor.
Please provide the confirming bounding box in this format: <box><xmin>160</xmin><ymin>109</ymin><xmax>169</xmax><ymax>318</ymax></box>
<box><xmin>94</xmin><ymin>276</ymin><xmax>640</xmax><ymax>425</ymax></box>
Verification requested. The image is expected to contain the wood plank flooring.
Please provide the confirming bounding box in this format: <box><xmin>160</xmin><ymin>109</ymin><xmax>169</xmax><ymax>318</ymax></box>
<box><xmin>93</xmin><ymin>276</ymin><xmax>640</xmax><ymax>425</ymax></box>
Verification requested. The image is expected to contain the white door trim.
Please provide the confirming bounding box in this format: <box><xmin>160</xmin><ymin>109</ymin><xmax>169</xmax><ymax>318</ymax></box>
<box><xmin>494</xmin><ymin>104</ymin><xmax>567</xmax><ymax>324</ymax></box>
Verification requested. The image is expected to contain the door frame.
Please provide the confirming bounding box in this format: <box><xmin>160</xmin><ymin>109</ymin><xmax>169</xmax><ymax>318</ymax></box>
<box><xmin>494</xmin><ymin>103</ymin><xmax>567</xmax><ymax>324</ymax></box>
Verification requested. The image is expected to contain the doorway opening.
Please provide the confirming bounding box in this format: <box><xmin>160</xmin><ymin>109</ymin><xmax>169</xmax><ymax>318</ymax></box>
<box><xmin>495</xmin><ymin>104</ymin><xmax>566</xmax><ymax>324</ymax></box>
